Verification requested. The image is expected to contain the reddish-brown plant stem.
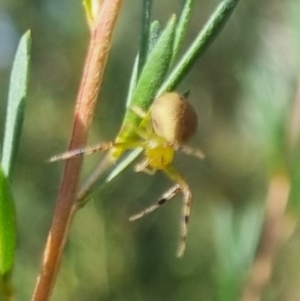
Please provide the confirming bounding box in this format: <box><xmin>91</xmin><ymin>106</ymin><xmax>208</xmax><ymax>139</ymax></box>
<box><xmin>31</xmin><ymin>1</ymin><xmax>124</xmax><ymax>300</ymax></box>
<box><xmin>241</xmin><ymin>174</ymin><xmax>290</xmax><ymax>301</ymax></box>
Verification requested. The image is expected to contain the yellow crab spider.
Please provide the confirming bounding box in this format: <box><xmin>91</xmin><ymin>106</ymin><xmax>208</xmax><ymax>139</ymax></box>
<box><xmin>50</xmin><ymin>92</ymin><xmax>204</xmax><ymax>257</ymax></box>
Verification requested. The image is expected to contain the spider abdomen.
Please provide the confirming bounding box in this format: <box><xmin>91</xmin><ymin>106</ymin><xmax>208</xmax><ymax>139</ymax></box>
<box><xmin>151</xmin><ymin>92</ymin><xmax>198</xmax><ymax>146</ymax></box>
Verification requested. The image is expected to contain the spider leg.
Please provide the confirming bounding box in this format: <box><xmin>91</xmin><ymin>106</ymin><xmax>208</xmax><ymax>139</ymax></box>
<box><xmin>129</xmin><ymin>105</ymin><xmax>147</xmax><ymax>119</ymax></box>
<box><xmin>177</xmin><ymin>184</ymin><xmax>191</xmax><ymax>257</ymax></box>
<box><xmin>164</xmin><ymin>166</ymin><xmax>192</xmax><ymax>257</ymax></box>
<box><xmin>129</xmin><ymin>184</ymin><xmax>181</xmax><ymax>221</ymax></box>
<box><xmin>49</xmin><ymin>141</ymin><xmax>145</xmax><ymax>162</ymax></box>
<box><xmin>129</xmin><ymin>105</ymin><xmax>154</xmax><ymax>135</ymax></box>
<box><xmin>134</xmin><ymin>158</ymin><xmax>156</xmax><ymax>175</ymax></box>
<box><xmin>178</xmin><ymin>145</ymin><xmax>205</xmax><ymax>159</ymax></box>
<box><xmin>122</xmin><ymin>120</ymin><xmax>152</xmax><ymax>140</ymax></box>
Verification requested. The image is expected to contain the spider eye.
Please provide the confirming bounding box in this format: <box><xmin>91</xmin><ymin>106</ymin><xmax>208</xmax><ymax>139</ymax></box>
<box><xmin>151</xmin><ymin>92</ymin><xmax>198</xmax><ymax>145</ymax></box>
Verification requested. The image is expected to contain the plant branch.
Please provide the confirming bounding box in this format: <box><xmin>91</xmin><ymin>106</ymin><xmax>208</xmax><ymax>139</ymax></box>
<box><xmin>241</xmin><ymin>174</ymin><xmax>290</xmax><ymax>301</ymax></box>
<box><xmin>287</xmin><ymin>75</ymin><xmax>300</xmax><ymax>150</ymax></box>
<box><xmin>31</xmin><ymin>1</ymin><xmax>124</xmax><ymax>300</ymax></box>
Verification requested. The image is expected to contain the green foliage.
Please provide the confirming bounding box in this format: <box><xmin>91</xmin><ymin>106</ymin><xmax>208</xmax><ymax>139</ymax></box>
<box><xmin>159</xmin><ymin>0</ymin><xmax>240</xmax><ymax>93</ymax></box>
<box><xmin>0</xmin><ymin>30</ymin><xmax>31</xmax><ymax>299</ymax></box>
<box><xmin>137</xmin><ymin>0</ymin><xmax>153</xmax><ymax>76</ymax></box>
<box><xmin>121</xmin><ymin>0</ymin><xmax>241</xmax><ymax>138</ymax></box>
<box><xmin>1</xmin><ymin>1</ymin><xmax>300</xmax><ymax>300</ymax></box>
<box><xmin>213</xmin><ymin>203</ymin><xmax>263</xmax><ymax>300</ymax></box>
<box><xmin>105</xmin><ymin>0</ymin><xmax>241</xmax><ymax>184</ymax></box>
<box><xmin>289</xmin><ymin>147</ymin><xmax>300</xmax><ymax>212</ymax></box>
<box><xmin>1</xmin><ymin>31</ymin><xmax>31</xmax><ymax>178</ymax></box>
<box><xmin>0</xmin><ymin>166</ymin><xmax>16</xmax><ymax>277</ymax></box>
<box><xmin>82</xmin><ymin>0</ymin><xmax>103</xmax><ymax>25</ymax></box>
<box><xmin>117</xmin><ymin>15</ymin><xmax>177</xmax><ymax>143</ymax></box>
<box><xmin>82</xmin><ymin>0</ymin><xmax>93</xmax><ymax>22</ymax></box>
<box><xmin>172</xmin><ymin>0</ymin><xmax>194</xmax><ymax>60</ymax></box>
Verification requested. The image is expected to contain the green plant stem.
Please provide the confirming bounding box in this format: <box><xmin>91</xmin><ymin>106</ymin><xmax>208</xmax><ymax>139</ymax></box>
<box><xmin>31</xmin><ymin>1</ymin><xmax>124</xmax><ymax>300</ymax></box>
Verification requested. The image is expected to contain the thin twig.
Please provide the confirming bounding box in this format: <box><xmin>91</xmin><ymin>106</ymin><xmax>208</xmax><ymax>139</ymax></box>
<box><xmin>241</xmin><ymin>174</ymin><xmax>290</xmax><ymax>301</ymax></box>
<box><xmin>31</xmin><ymin>1</ymin><xmax>124</xmax><ymax>300</ymax></box>
<box><xmin>288</xmin><ymin>76</ymin><xmax>300</xmax><ymax>150</ymax></box>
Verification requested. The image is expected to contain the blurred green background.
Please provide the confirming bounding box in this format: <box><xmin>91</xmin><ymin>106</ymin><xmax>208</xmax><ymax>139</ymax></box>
<box><xmin>1</xmin><ymin>0</ymin><xmax>300</xmax><ymax>300</ymax></box>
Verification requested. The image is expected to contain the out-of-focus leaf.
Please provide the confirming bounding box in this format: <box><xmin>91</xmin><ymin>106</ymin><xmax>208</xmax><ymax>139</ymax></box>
<box><xmin>213</xmin><ymin>203</ymin><xmax>263</xmax><ymax>301</ymax></box>
<box><xmin>0</xmin><ymin>165</ymin><xmax>16</xmax><ymax>277</ymax></box>
<box><xmin>288</xmin><ymin>146</ymin><xmax>300</xmax><ymax>212</ymax></box>
<box><xmin>237</xmin><ymin>41</ymin><xmax>292</xmax><ymax>172</ymax></box>
<box><xmin>1</xmin><ymin>31</ymin><xmax>31</xmax><ymax>178</ymax></box>
<box><xmin>159</xmin><ymin>0</ymin><xmax>240</xmax><ymax>94</ymax></box>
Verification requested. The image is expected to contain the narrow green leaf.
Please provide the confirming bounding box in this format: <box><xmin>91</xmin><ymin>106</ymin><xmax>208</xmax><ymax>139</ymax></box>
<box><xmin>172</xmin><ymin>0</ymin><xmax>194</xmax><ymax>60</ymax></box>
<box><xmin>0</xmin><ymin>165</ymin><xmax>16</xmax><ymax>277</ymax></box>
<box><xmin>126</xmin><ymin>21</ymin><xmax>161</xmax><ymax>109</ymax></box>
<box><xmin>108</xmin><ymin>20</ymin><xmax>164</xmax><ymax>181</ymax></box>
<box><xmin>137</xmin><ymin>0</ymin><xmax>153</xmax><ymax>76</ymax></box>
<box><xmin>126</xmin><ymin>54</ymin><xmax>139</xmax><ymax>108</ymax></box>
<box><xmin>126</xmin><ymin>20</ymin><xmax>161</xmax><ymax>109</ymax></box>
<box><xmin>77</xmin><ymin>149</ymin><xmax>143</xmax><ymax>203</ymax></box>
<box><xmin>117</xmin><ymin>15</ymin><xmax>176</xmax><ymax>143</ymax></box>
<box><xmin>159</xmin><ymin>0</ymin><xmax>240</xmax><ymax>94</ymax></box>
<box><xmin>105</xmin><ymin>149</ymin><xmax>142</xmax><ymax>183</ymax></box>
<box><xmin>148</xmin><ymin>20</ymin><xmax>161</xmax><ymax>54</ymax></box>
<box><xmin>130</xmin><ymin>15</ymin><xmax>176</xmax><ymax>110</ymax></box>
<box><xmin>82</xmin><ymin>0</ymin><xmax>93</xmax><ymax>22</ymax></box>
<box><xmin>82</xmin><ymin>0</ymin><xmax>103</xmax><ymax>25</ymax></box>
<box><xmin>1</xmin><ymin>31</ymin><xmax>31</xmax><ymax>178</ymax></box>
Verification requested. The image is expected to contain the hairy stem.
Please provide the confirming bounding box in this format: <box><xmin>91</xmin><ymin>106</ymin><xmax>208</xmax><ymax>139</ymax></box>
<box><xmin>31</xmin><ymin>1</ymin><xmax>124</xmax><ymax>300</ymax></box>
